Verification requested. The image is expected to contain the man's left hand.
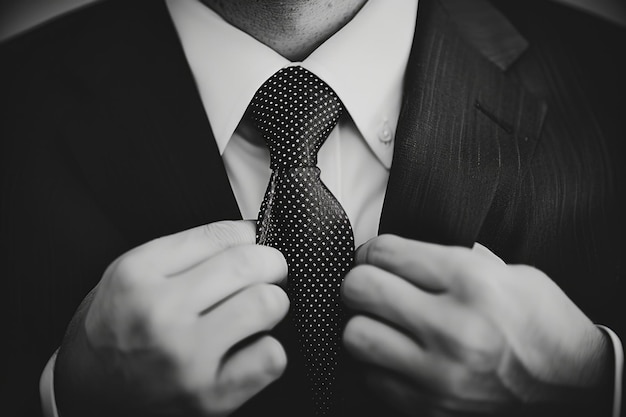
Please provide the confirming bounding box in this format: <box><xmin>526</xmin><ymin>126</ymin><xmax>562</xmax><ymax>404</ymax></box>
<box><xmin>341</xmin><ymin>235</ymin><xmax>611</xmax><ymax>415</ymax></box>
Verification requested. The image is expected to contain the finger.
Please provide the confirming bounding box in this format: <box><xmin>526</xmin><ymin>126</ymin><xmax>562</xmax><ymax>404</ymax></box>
<box><xmin>209</xmin><ymin>336</ymin><xmax>286</xmax><ymax>414</ymax></box>
<box><xmin>171</xmin><ymin>244</ymin><xmax>287</xmax><ymax>314</ymax></box>
<box><xmin>344</xmin><ymin>316</ymin><xmax>509</xmax><ymax>409</ymax></box>
<box><xmin>342</xmin><ymin>264</ymin><xmax>442</xmax><ymax>338</ymax></box>
<box><xmin>345</xmin><ymin>316</ymin><xmax>514</xmax><ymax>410</ymax></box>
<box><xmin>355</xmin><ymin>234</ymin><xmax>453</xmax><ymax>292</ymax></box>
<box><xmin>356</xmin><ymin>235</ymin><xmax>494</xmax><ymax>293</ymax></box>
<box><xmin>130</xmin><ymin>220</ymin><xmax>258</xmax><ymax>275</ymax></box>
<box><xmin>343</xmin><ymin>315</ymin><xmax>428</xmax><ymax>385</ymax></box>
<box><xmin>198</xmin><ymin>284</ymin><xmax>290</xmax><ymax>355</ymax></box>
<box><xmin>366</xmin><ymin>367</ymin><xmax>513</xmax><ymax>417</ymax></box>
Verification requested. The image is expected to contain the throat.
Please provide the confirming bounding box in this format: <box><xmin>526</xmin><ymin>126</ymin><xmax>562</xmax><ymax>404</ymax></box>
<box><xmin>200</xmin><ymin>0</ymin><xmax>368</xmax><ymax>61</ymax></box>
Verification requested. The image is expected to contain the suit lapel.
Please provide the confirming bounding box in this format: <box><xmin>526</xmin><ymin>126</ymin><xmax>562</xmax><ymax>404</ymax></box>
<box><xmin>60</xmin><ymin>0</ymin><xmax>241</xmax><ymax>243</ymax></box>
<box><xmin>379</xmin><ymin>0</ymin><xmax>547</xmax><ymax>247</ymax></box>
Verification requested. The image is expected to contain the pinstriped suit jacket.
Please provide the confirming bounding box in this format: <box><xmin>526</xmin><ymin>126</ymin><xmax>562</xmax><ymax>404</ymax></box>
<box><xmin>1</xmin><ymin>0</ymin><xmax>624</xmax><ymax>415</ymax></box>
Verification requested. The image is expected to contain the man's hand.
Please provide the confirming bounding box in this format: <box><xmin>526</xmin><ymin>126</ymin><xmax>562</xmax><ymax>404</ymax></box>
<box><xmin>341</xmin><ymin>235</ymin><xmax>611</xmax><ymax>415</ymax></box>
<box><xmin>55</xmin><ymin>220</ymin><xmax>289</xmax><ymax>417</ymax></box>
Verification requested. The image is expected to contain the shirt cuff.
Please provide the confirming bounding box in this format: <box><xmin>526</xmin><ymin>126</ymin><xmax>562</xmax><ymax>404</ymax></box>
<box><xmin>597</xmin><ymin>325</ymin><xmax>623</xmax><ymax>417</ymax></box>
<box><xmin>39</xmin><ymin>350</ymin><xmax>60</xmax><ymax>417</ymax></box>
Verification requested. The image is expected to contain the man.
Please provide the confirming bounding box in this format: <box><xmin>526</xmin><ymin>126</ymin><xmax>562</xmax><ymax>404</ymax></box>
<box><xmin>1</xmin><ymin>0</ymin><xmax>624</xmax><ymax>416</ymax></box>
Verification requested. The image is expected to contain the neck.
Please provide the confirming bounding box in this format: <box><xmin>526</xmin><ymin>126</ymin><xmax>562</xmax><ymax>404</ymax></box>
<box><xmin>200</xmin><ymin>0</ymin><xmax>368</xmax><ymax>61</ymax></box>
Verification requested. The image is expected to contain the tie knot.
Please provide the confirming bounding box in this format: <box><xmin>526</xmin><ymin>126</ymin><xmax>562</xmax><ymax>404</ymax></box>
<box><xmin>250</xmin><ymin>66</ymin><xmax>344</xmax><ymax>169</ymax></box>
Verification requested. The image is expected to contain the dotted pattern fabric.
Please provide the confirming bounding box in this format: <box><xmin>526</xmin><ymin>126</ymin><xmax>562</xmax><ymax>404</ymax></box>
<box><xmin>250</xmin><ymin>66</ymin><xmax>355</xmax><ymax>415</ymax></box>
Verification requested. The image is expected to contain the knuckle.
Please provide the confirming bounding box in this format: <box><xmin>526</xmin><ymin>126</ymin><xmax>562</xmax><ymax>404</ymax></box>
<box><xmin>198</xmin><ymin>340</ymin><xmax>286</xmax><ymax>416</ymax></box>
<box><xmin>105</xmin><ymin>258</ymin><xmax>160</xmax><ymax>314</ymax></box>
<box><xmin>249</xmin><ymin>284</ymin><xmax>289</xmax><ymax>320</ymax></box>
<box><xmin>508</xmin><ymin>264</ymin><xmax>555</xmax><ymax>296</ymax></box>
<box><xmin>144</xmin><ymin>302</ymin><xmax>175</xmax><ymax>335</ymax></box>
<box><xmin>343</xmin><ymin>316</ymin><xmax>369</xmax><ymax>353</ymax></box>
<box><xmin>458</xmin><ymin>266</ymin><xmax>488</xmax><ymax>290</ymax></box>
<box><xmin>261</xmin><ymin>337</ymin><xmax>288</xmax><ymax>378</ymax></box>
<box><xmin>365</xmin><ymin>234</ymin><xmax>398</xmax><ymax>264</ymax></box>
<box><xmin>228</xmin><ymin>245</ymin><xmax>285</xmax><ymax>284</ymax></box>
<box><xmin>341</xmin><ymin>265</ymin><xmax>374</xmax><ymax>302</ymax></box>
<box><xmin>113</xmin><ymin>254</ymin><xmax>147</xmax><ymax>288</ymax></box>
<box><xmin>446</xmin><ymin>246</ymin><xmax>476</xmax><ymax>274</ymax></box>
<box><xmin>510</xmin><ymin>263</ymin><xmax>545</xmax><ymax>281</ymax></box>
<box><xmin>141</xmin><ymin>308</ymin><xmax>179</xmax><ymax>350</ymax></box>
<box><xmin>455</xmin><ymin>316</ymin><xmax>503</xmax><ymax>371</ymax></box>
<box><xmin>249</xmin><ymin>246</ymin><xmax>288</xmax><ymax>283</ymax></box>
<box><xmin>135</xmin><ymin>297</ymin><xmax>192</xmax><ymax>356</ymax></box>
<box><xmin>449</xmin><ymin>251</ymin><xmax>503</xmax><ymax>294</ymax></box>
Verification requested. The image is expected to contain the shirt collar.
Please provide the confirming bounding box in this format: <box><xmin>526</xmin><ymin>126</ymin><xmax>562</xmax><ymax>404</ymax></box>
<box><xmin>166</xmin><ymin>0</ymin><xmax>418</xmax><ymax>168</ymax></box>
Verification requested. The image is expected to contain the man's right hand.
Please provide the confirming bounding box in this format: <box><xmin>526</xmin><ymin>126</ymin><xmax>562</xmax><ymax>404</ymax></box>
<box><xmin>54</xmin><ymin>220</ymin><xmax>289</xmax><ymax>417</ymax></box>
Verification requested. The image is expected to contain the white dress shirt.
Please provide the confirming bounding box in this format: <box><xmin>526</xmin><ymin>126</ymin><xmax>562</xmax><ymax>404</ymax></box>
<box><xmin>167</xmin><ymin>0</ymin><xmax>418</xmax><ymax>247</ymax></box>
<box><xmin>40</xmin><ymin>1</ymin><xmax>622</xmax><ymax>416</ymax></box>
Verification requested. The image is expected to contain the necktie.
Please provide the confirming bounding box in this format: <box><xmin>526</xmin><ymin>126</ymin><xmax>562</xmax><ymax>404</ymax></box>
<box><xmin>250</xmin><ymin>66</ymin><xmax>355</xmax><ymax>415</ymax></box>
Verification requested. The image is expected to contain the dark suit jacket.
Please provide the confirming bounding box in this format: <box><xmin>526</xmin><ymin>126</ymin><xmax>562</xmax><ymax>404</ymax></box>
<box><xmin>1</xmin><ymin>0</ymin><xmax>624</xmax><ymax>416</ymax></box>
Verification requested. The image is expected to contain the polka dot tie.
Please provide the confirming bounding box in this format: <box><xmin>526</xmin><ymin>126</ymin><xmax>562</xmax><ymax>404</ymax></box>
<box><xmin>250</xmin><ymin>66</ymin><xmax>355</xmax><ymax>415</ymax></box>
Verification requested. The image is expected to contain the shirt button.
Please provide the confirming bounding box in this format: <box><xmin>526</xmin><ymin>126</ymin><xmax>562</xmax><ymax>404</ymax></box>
<box><xmin>378</xmin><ymin>120</ymin><xmax>393</xmax><ymax>145</ymax></box>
